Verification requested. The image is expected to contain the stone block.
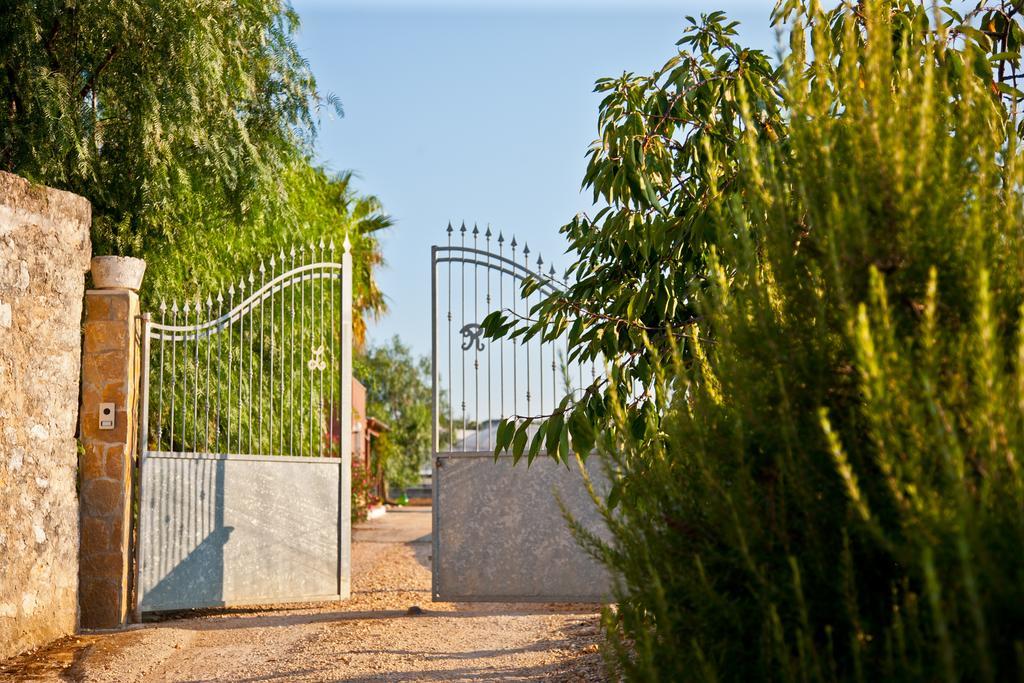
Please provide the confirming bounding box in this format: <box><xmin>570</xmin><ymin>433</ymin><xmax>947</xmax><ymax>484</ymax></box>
<box><xmin>83</xmin><ymin>320</ymin><xmax>129</xmax><ymax>354</ymax></box>
<box><xmin>81</xmin><ymin>478</ymin><xmax>124</xmax><ymax>518</ymax></box>
<box><xmin>81</xmin><ymin>551</ymin><xmax>126</xmax><ymax>580</ymax></box>
<box><xmin>80</xmin><ymin>517</ymin><xmax>113</xmax><ymax>554</ymax></box>
<box><xmin>78</xmin><ymin>443</ymin><xmax>107</xmax><ymax>483</ymax></box>
<box><xmin>104</xmin><ymin>447</ymin><xmax>127</xmax><ymax>480</ymax></box>
<box><xmin>78</xmin><ymin>578</ymin><xmax>121</xmax><ymax>631</ymax></box>
<box><xmin>84</xmin><ymin>291</ymin><xmax>130</xmax><ymax>322</ymax></box>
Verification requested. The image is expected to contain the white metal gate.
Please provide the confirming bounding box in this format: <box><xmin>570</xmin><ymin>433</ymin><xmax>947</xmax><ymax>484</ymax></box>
<box><xmin>430</xmin><ymin>223</ymin><xmax>610</xmax><ymax>602</ymax></box>
<box><xmin>134</xmin><ymin>239</ymin><xmax>353</xmax><ymax>616</ymax></box>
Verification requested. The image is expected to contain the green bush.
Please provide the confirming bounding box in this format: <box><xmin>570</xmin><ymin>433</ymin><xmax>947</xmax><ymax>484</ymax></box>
<box><xmin>580</xmin><ymin>2</ymin><xmax>1024</xmax><ymax>680</ymax></box>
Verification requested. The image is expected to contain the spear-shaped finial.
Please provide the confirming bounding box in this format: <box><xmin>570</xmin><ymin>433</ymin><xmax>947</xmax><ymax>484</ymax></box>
<box><xmin>498</xmin><ymin>232</ymin><xmax>504</xmax><ymax>244</ymax></box>
<box><xmin>319</xmin><ymin>237</ymin><xmax>326</xmax><ymax>250</ymax></box>
<box><xmin>239</xmin><ymin>277</ymin><xmax>247</xmax><ymax>292</ymax></box>
<box><xmin>485</xmin><ymin>226</ymin><xmax>492</xmax><ymax>239</ymax></box>
<box><xmin>206</xmin><ymin>294</ymin><xmax>213</xmax><ymax>307</ymax></box>
<box><xmin>279</xmin><ymin>247</ymin><xmax>286</xmax><ymax>262</ymax></box>
<box><xmin>537</xmin><ymin>253</ymin><xmax>544</xmax><ymax>269</ymax></box>
<box><xmin>472</xmin><ymin>224</ymin><xmax>479</xmax><ymax>237</ymax></box>
<box><xmin>269</xmin><ymin>254</ymin><xmax>276</xmax><ymax>269</ymax></box>
<box><xmin>159</xmin><ymin>300</ymin><xmax>167</xmax><ymax>313</ymax></box>
<box><xmin>510</xmin><ymin>235</ymin><xmax>517</xmax><ymax>249</ymax></box>
<box><xmin>329</xmin><ymin>238</ymin><xmax>336</xmax><ymax>252</ymax></box>
<box><xmin>343</xmin><ymin>234</ymin><xmax>352</xmax><ymax>252</ymax></box>
<box><xmin>549</xmin><ymin>265</ymin><xmax>556</xmax><ymax>278</ymax></box>
<box><xmin>228</xmin><ymin>283</ymin><xmax>235</xmax><ymax>297</ymax></box>
<box><xmin>259</xmin><ymin>260</ymin><xmax>266</xmax><ymax>274</ymax></box>
<box><xmin>216</xmin><ymin>290</ymin><xmax>224</xmax><ymax>305</ymax></box>
<box><xmin>289</xmin><ymin>244</ymin><xmax>297</xmax><ymax>259</ymax></box>
<box><xmin>523</xmin><ymin>242</ymin><xmax>530</xmax><ymax>256</ymax></box>
<box><xmin>446</xmin><ymin>222</ymin><xmax>453</xmax><ymax>235</ymax></box>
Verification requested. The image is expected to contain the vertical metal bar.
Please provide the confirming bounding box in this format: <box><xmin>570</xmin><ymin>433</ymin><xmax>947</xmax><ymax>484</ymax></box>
<box><xmin>550</xmin><ymin>266</ymin><xmax>558</xmax><ymax>410</ymax></box>
<box><xmin>319</xmin><ymin>239</ymin><xmax>326</xmax><ymax>457</ymax></box>
<box><xmin>216</xmin><ymin>291</ymin><xmax>224</xmax><ymax>453</ymax></box>
<box><xmin>248</xmin><ymin>270</ymin><xmax>255</xmax><ymax>455</ymax></box>
<box><xmin>447</xmin><ymin>224</ymin><xmax>453</xmax><ymax>452</ymax></box>
<box><xmin>537</xmin><ymin>255</ymin><xmax>544</xmax><ymax>419</ymax></box>
<box><xmin>473</xmin><ymin>224</ymin><xmax>479</xmax><ymax>451</ymax></box>
<box><xmin>180</xmin><ymin>302</ymin><xmax>190</xmax><ymax>449</ymax></box>
<box><xmin>279</xmin><ymin>249</ymin><xmax>286</xmax><ymax>456</ymax></box>
<box><xmin>511</xmin><ymin>237</ymin><xmax>518</xmax><ymax>419</ymax></box>
<box><xmin>309</xmin><ymin>243</ymin><xmax>317</xmax><ymax>458</ymax></box>
<box><xmin>133</xmin><ymin>312</ymin><xmax>152</xmax><ymax>622</ymax></box>
<box><xmin>169</xmin><ymin>301</ymin><xmax>178</xmax><ymax>451</ymax></box>
<box><xmin>268</xmin><ymin>256</ymin><xmax>275</xmax><ymax>454</ymax></box>
<box><xmin>299</xmin><ymin>246</ymin><xmax>306</xmax><ymax>458</ymax></box>
<box><xmin>204</xmin><ymin>296</ymin><xmax>212</xmax><ymax>451</ymax></box>
<box><xmin>460</xmin><ymin>223</ymin><xmax>466</xmax><ymax>452</ymax></box>
<box><xmin>485</xmin><ymin>227</ymin><xmax>492</xmax><ymax>442</ymax></box>
<box><xmin>192</xmin><ymin>300</ymin><xmax>200</xmax><ymax>452</ymax></box>
<box><xmin>329</xmin><ymin>240</ymin><xmax>336</xmax><ymax>456</ymax></box>
<box><xmin>290</xmin><ymin>246</ymin><xmax>297</xmax><ymax>456</ymax></box>
<box><xmin>523</xmin><ymin>244</ymin><xmax>531</xmax><ymax>419</ymax></box>
<box><xmin>155</xmin><ymin>301</ymin><xmax>167</xmax><ymax>449</ymax></box>
<box><xmin>498</xmin><ymin>233</ymin><xmax>504</xmax><ymax>422</ymax></box>
<box><xmin>573</xmin><ymin>265</ymin><xmax>582</xmax><ymax>401</ymax></box>
<box><xmin>227</xmin><ymin>286</ymin><xmax>234</xmax><ymax>452</ymax></box>
<box><xmin>237</xmin><ymin>277</ymin><xmax>245</xmax><ymax>455</ymax></box>
<box><xmin>259</xmin><ymin>262</ymin><xmax>266</xmax><ymax>454</ymax></box>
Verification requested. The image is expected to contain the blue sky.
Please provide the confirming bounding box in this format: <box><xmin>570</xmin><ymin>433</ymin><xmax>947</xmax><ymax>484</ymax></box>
<box><xmin>292</xmin><ymin>0</ymin><xmax>777</xmax><ymax>359</ymax></box>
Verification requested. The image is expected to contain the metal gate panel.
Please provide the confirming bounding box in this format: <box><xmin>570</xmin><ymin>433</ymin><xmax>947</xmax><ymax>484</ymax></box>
<box><xmin>431</xmin><ymin>224</ymin><xmax>610</xmax><ymax>602</ymax></box>
<box><xmin>134</xmin><ymin>239</ymin><xmax>353</xmax><ymax>616</ymax></box>
<box><xmin>138</xmin><ymin>453</ymin><xmax>342</xmax><ymax>612</ymax></box>
<box><xmin>433</xmin><ymin>453</ymin><xmax>610</xmax><ymax>602</ymax></box>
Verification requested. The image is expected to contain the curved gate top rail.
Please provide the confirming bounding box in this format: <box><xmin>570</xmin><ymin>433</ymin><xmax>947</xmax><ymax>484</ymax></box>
<box><xmin>431</xmin><ymin>222</ymin><xmax>599</xmax><ymax>456</ymax></box>
<box><xmin>139</xmin><ymin>237</ymin><xmax>353</xmax><ymax>460</ymax></box>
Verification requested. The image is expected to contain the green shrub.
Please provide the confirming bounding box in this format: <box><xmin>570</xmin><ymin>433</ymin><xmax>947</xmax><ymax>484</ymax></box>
<box><xmin>580</xmin><ymin>2</ymin><xmax>1024</xmax><ymax>680</ymax></box>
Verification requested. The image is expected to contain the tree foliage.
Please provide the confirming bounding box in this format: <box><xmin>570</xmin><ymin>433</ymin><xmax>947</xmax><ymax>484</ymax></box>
<box><xmin>488</xmin><ymin>0</ymin><xmax>1024</xmax><ymax>465</ymax></box>
<box><xmin>565</xmin><ymin>0</ymin><xmax>1024</xmax><ymax>680</ymax></box>
<box><xmin>0</xmin><ymin>0</ymin><xmax>331</xmax><ymax>256</ymax></box>
<box><xmin>355</xmin><ymin>337</ymin><xmax>438</xmax><ymax>492</ymax></box>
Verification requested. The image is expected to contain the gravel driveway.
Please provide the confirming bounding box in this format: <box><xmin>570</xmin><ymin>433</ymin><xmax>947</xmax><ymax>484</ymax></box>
<box><xmin>2</xmin><ymin>507</ymin><xmax>605</xmax><ymax>682</ymax></box>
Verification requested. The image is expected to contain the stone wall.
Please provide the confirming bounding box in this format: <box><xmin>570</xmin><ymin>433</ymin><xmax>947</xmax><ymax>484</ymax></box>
<box><xmin>0</xmin><ymin>171</ymin><xmax>91</xmax><ymax>660</ymax></box>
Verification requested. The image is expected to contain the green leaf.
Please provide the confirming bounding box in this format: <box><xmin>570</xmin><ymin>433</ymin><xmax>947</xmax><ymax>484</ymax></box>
<box><xmin>511</xmin><ymin>422</ymin><xmax>529</xmax><ymax>464</ymax></box>
<box><xmin>569</xmin><ymin>405</ymin><xmax>596</xmax><ymax>456</ymax></box>
<box><xmin>528</xmin><ymin>422</ymin><xmax>547</xmax><ymax>464</ymax></box>
<box><xmin>545</xmin><ymin>412</ymin><xmax>564</xmax><ymax>456</ymax></box>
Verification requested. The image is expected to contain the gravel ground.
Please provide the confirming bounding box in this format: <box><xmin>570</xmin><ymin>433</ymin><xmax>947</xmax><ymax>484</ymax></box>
<box><xmin>1</xmin><ymin>508</ymin><xmax>606</xmax><ymax>682</ymax></box>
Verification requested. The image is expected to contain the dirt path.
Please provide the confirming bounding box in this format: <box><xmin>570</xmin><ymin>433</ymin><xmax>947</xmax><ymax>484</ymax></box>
<box><xmin>1</xmin><ymin>508</ymin><xmax>605</xmax><ymax>682</ymax></box>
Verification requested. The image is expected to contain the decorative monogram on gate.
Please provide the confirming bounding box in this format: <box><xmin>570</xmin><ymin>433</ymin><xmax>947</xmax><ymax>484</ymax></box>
<box><xmin>307</xmin><ymin>344</ymin><xmax>328</xmax><ymax>371</ymax></box>
<box><xmin>460</xmin><ymin>323</ymin><xmax>486</xmax><ymax>351</ymax></box>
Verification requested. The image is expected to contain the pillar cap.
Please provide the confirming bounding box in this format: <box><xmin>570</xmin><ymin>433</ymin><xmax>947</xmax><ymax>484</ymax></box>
<box><xmin>90</xmin><ymin>256</ymin><xmax>146</xmax><ymax>292</ymax></box>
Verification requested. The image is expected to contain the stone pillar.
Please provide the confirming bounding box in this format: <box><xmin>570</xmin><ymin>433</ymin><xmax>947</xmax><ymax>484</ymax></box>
<box><xmin>78</xmin><ymin>288</ymin><xmax>141</xmax><ymax>629</ymax></box>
